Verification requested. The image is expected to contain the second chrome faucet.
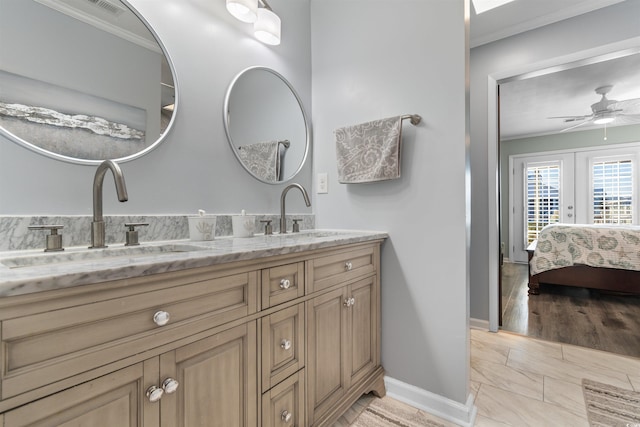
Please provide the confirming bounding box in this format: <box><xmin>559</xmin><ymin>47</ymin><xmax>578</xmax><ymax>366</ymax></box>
<box><xmin>280</xmin><ymin>183</ymin><xmax>311</xmax><ymax>234</ymax></box>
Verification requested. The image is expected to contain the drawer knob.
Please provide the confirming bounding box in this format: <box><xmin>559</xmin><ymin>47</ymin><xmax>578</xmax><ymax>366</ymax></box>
<box><xmin>280</xmin><ymin>339</ymin><xmax>292</xmax><ymax>350</ymax></box>
<box><xmin>153</xmin><ymin>310</ymin><xmax>170</xmax><ymax>326</ymax></box>
<box><xmin>146</xmin><ymin>385</ymin><xmax>164</xmax><ymax>402</ymax></box>
<box><xmin>345</xmin><ymin>261</ymin><xmax>353</xmax><ymax>271</ymax></box>
<box><xmin>280</xmin><ymin>278</ymin><xmax>291</xmax><ymax>289</ymax></box>
<box><xmin>281</xmin><ymin>410</ymin><xmax>292</xmax><ymax>423</ymax></box>
<box><xmin>162</xmin><ymin>377</ymin><xmax>179</xmax><ymax>394</ymax></box>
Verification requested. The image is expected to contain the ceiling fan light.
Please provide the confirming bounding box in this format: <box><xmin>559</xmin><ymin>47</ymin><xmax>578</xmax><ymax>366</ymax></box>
<box><xmin>226</xmin><ymin>0</ymin><xmax>258</xmax><ymax>23</ymax></box>
<box><xmin>254</xmin><ymin>8</ymin><xmax>280</xmax><ymax>45</ymax></box>
<box><xmin>594</xmin><ymin>117</ymin><xmax>615</xmax><ymax>125</ymax></box>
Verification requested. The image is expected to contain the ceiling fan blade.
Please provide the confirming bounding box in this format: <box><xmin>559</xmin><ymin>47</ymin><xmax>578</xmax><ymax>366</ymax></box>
<box><xmin>548</xmin><ymin>115</ymin><xmax>592</xmax><ymax>122</ymax></box>
<box><xmin>611</xmin><ymin>98</ymin><xmax>640</xmax><ymax>114</ymax></box>
<box><xmin>612</xmin><ymin>113</ymin><xmax>640</xmax><ymax>125</ymax></box>
<box><xmin>560</xmin><ymin>120</ymin><xmax>592</xmax><ymax>132</ymax></box>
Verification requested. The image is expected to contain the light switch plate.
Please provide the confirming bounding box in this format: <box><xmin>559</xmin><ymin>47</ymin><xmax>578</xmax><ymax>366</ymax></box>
<box><xmin>317</xmin><ymin>173</ymin><xmax>328</xmax><ymax>193</ymax></box>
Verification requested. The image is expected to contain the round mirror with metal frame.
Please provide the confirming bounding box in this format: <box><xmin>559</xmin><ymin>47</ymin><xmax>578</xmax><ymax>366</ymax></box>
<box><xmin>0</xmin><ymin>0</ymin><xmax>178</xmax><ymax>165</ymax></box>
<box><xmin>224</xmin><ymin>66</ymin><xmax>310</xmax><ymax>184</ymax></box>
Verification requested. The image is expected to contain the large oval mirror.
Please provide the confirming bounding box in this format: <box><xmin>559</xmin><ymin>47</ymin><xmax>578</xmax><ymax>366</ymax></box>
<box><xmin>224</xmin><ymin>67</ymin><xmax>310</xmax><ymax>184</ymax></box>
<box><xmin>0</xmin><ymin>0</ymin><xmax>177</xmax><ymax>165</ymax></box>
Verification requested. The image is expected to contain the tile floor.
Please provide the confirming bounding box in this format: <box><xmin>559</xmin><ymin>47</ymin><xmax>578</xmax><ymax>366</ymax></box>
<box><xmin>342</xmin><ymin>329</ymin><xmax>640</xmax><ymax>426</ymax></box>
<box><xmin>470</xmin><ymin>328</ymin><xmax>640</xmax><ymax>426</ymax></box>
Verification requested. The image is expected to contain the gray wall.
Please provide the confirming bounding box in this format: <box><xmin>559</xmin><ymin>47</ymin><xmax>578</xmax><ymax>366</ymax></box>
<box><xmin>0</xmin><ymin>0</ymin><xmax>312</xmax><ymax>216</ymax></box>
<box><xmin>311</xmin><ymin>0</ymin><xmax>470</xmax><ymax>404</ymax></box>
<box><xmin>500</xmin><ymin>124</ymin><xmax>640</xmax><ymax>260</ymax></box>
<box><xmin>469</xmin><ymin>1</ymin><xmax>640</xmax><ymax>321</ymax></box>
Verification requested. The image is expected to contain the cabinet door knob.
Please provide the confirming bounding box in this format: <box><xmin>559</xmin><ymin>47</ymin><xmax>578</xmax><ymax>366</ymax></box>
<box><xmin>146</xmin><ymin>385</ymin><xmax>164</xmax><ymax>402</ymax></box>
<box><xmin>280</xmin><ymin>339</ymin><xmax>292</xmax><ymax>350</ymax></box>
<box><xmin>345</xmin><ymin>261</ymin><xmax>353</xmax><ymax>271</ymax></box>
<box><xmin>280</xmin><ymin>279</ymin><xmax>291</xmax><ymax>289</ymax></box>
<box><xmin>281</xmin><ymin>410</ymin><xmax>292</xmax><ymax>422</ymax></box>
<box><xmin>350</xmin><ymin>297</ymin><xmax>355</xmax><ymax>306</ymax></box>
<box><xmin>344</xmin><ymin>298</ymin><xmax>352</xmax><ymax>307</ymax></box>
<box><xmin>162</xmin><ymin>377</ymin><xmax>179</xmax><ymax>394</ymax></box>
<box><xmin>153</xmin><ymin>310</ymin><xmax>170</xmax><ymax>326</ymax></box>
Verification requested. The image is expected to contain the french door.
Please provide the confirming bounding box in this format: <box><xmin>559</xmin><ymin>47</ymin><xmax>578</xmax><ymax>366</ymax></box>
<box><xmin>510</xmin><ymin>144</ymin><xmax>639</xmax><ymax>263</ymax></box>
<box><xmin>510</xmin><ymin>153</ymin><xmax>575</xmax><ymax>263</ymax></box>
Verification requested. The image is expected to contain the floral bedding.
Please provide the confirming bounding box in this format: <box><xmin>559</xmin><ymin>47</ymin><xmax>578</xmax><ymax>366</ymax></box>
<box><xmin>530</xmin><ymin>223</ymin><xmax>640</xmax><ymax>275</ymax></box>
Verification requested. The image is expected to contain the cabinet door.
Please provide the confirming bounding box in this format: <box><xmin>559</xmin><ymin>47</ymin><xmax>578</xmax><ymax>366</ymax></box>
<box><xmin>2</xmin><ymin>361</ymin><xmax>158</xmax><ymax>427</ymax></box>
<box><xmin>159</xmin><ymin>322</ymin><xmax>257</xmax><ymax>427</ymax></box>
<box><xmin>306</xmin><ymin>288</ymin><xmax>348</xmax><ymax>425</ymax></box>
<box><xmin>347</xmin><ymin>276</ymin><xmax>378</xmax><ymax>386</ymax></box>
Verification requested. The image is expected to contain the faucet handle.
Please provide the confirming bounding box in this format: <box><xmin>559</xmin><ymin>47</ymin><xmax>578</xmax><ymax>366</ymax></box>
<box><xmin>124</xmin><ymin>222</ymin><xmax>149</xmax><ymax>246</ymax></box>
<box><xmin>260</xmin><ymin>220</ymin><xmax>273</xmax><ymax>235</ymax></box>
<box><xmin>292</xmin><ymin>219</ymin><xmax>302</xmax><ymax>233</ymax></box>
<box><xmin>28</xmin><ymin>225</ymin><xmax>64</xmax><ymax>252</ymax></box>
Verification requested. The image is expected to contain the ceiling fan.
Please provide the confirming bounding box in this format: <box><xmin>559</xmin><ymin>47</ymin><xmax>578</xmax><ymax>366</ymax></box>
<box><xmin>550</xmin><ymin>85</ymin><xmax>640</xmax><ymax>132</ymax></box>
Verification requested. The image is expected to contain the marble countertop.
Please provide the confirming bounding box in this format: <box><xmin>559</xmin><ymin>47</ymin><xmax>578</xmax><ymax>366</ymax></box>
<box><xmin>0</xmin><ymin>229</ymin><xmax>387</xmax><ymax>298</ymax></box>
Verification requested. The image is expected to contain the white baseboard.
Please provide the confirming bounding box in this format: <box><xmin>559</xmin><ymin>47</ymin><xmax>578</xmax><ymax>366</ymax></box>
<box><xmin>384</xmin><ymin>376</ymin><xmax>477</xmax><ymax>427</ymax></box>
<box><xmin>470</xmin><ymin>318</ymin><xmax>489</xmax><ymax>330</ymax></box>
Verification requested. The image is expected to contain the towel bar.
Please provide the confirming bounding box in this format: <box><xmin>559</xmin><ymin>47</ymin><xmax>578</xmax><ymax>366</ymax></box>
<box><xmin>401</xmin><ymin>114</ymin><xmax>422</xmax><ymax>126</ymax></box>
<box><xmin>278</xmin><ymin>140</ymin><xmax>290</xmax><ymax>149</ymax></box>
<box><xmin>238</xmin><ymin>139</ymin><xmax>290</xmax><ymax>150</ymax></box>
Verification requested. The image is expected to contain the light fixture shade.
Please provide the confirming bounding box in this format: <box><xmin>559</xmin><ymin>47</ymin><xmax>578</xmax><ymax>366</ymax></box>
<box><xmin>594</xmin><ymin>116</ymin><xmax>615</xmax><ymax>125</ymax></box>
<box><xmin>226</xmin><ymin>0</ymin><xmax>258</xmax><ymax>23</ymax></box>
<box><xmin>254</xmin><ymin>8</ymin><xmax>281</xmax><ymax>45</ymax></box>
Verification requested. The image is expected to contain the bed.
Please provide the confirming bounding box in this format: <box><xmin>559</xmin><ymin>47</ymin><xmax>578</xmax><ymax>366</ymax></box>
<box><xmin>526</xmin><ymin>223</ymin><xmax>640</xmax><ymax>295</ymax></box>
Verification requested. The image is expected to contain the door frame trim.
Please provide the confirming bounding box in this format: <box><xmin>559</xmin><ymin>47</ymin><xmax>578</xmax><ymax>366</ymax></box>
<box><xmin>486</xmin><ymin>37</ymin><xmax>640</xmax><ymax>332</ymax></box>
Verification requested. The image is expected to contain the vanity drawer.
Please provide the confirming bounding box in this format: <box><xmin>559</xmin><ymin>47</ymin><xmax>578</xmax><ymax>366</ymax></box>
<box><xmin>262</xmin><ymin>369</ymin><xmax>305</xmax><ymax>427</ymax></box>
<box><xmin>1</xmin><ymin>269</ymin><xmax>258</xmax><ymax>399</ymax></box>
<box><xmin>261</xmin><ymin>303</ymin><xmax>305</xmax><ymax>393</ymax></box>
<box><xmin>262</xmin><ymin>262</ymin><xmax>304</xmax><ymax>309</ymax></box>
<box><xmin>308</xmin><ymin>245</ymin><xmax>377</xmax><ymax>293</ymax></box>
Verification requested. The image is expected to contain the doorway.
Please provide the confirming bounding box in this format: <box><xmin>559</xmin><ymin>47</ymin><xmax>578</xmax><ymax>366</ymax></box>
<box><xmin>487</xmin><ymin>42</ymin><xmax>640</xmax><ymax>333</ymax></box>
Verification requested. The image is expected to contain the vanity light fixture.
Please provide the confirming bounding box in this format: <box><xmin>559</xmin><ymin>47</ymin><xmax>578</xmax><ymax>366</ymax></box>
<box><xmin>226</xmin><ymin>0</ymin><xmax>258</xmax><ymax>23</ymax></box>
<box><xmin>471</xmin><ymin>0</ymin><xmax>516</xmax><ymax>14</ymax></box>
<box><xmin>254</xmin><ymin>1</ymin><xmax>281</xmax><ymax>45</ymax></box>
<box><xmin>227</xmin><ymin>0</ymin><xmax>281</xmax><ymax>45</ymax></box>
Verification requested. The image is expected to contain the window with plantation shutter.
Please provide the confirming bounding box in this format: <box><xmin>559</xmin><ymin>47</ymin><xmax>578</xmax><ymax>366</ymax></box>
<box><xmin>591</xmin><ymin>157</ymin><xmax>634</xmax><ymax>224</ymax></box>
<box><xmin>526</xmin><ymin>163</ymin><xmax>561</xmax><ymax>245</ymax></box>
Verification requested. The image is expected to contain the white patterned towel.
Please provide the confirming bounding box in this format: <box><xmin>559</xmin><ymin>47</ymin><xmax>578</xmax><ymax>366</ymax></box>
<box><xmin>237</xmin><ymin>140</ymin><xmax>280</xmax><ymax>182</ymax></box>
<box><xmin>335</xmin><ymin>116</ymin><xmax>403</xmax><ymax>183</ymax></box>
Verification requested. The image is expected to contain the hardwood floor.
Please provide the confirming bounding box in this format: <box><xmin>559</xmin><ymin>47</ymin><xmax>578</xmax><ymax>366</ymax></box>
<box><xmin>501</xmin><ymin>262</ymin><xmax>640</xmax><ymax>358</ymax></box>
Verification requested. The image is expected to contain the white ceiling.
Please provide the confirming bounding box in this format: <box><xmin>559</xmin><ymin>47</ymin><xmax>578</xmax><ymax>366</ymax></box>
<box><xmin>471</xmin><ymin>0</ymin><xmax>640</xmax><ymax>140</ymax></box>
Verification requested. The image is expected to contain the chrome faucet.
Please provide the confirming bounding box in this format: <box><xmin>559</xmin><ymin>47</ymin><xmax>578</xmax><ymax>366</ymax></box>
<box><xmin>280</xmin><ymin>183</ymin><xmax>311</xmax><ymax>233</ymax></box>
<box><xmin>90</xmin><ymin>160</ymin><xmax>128</xmax><ymax>248</ymax></box>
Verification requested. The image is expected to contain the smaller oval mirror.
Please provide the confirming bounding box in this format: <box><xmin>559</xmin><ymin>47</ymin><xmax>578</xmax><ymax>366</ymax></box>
<box><xmin>224</xmin><ymin>67</ymin><xmax>310</xmax><ymax>184</ymax></box>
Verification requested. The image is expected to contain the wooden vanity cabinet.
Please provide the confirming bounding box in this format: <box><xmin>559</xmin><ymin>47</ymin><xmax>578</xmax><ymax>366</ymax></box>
<box><xmin>0</xmin><ymin>240</ymin><xmax>384</xmax><ymax>427</ymax></box>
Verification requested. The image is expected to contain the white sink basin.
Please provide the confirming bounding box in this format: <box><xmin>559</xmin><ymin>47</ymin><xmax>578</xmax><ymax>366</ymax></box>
<box><xmin>1</xmin><ymin>244</ymin><xmax>208</xmax><ymax>269</ymax></box>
